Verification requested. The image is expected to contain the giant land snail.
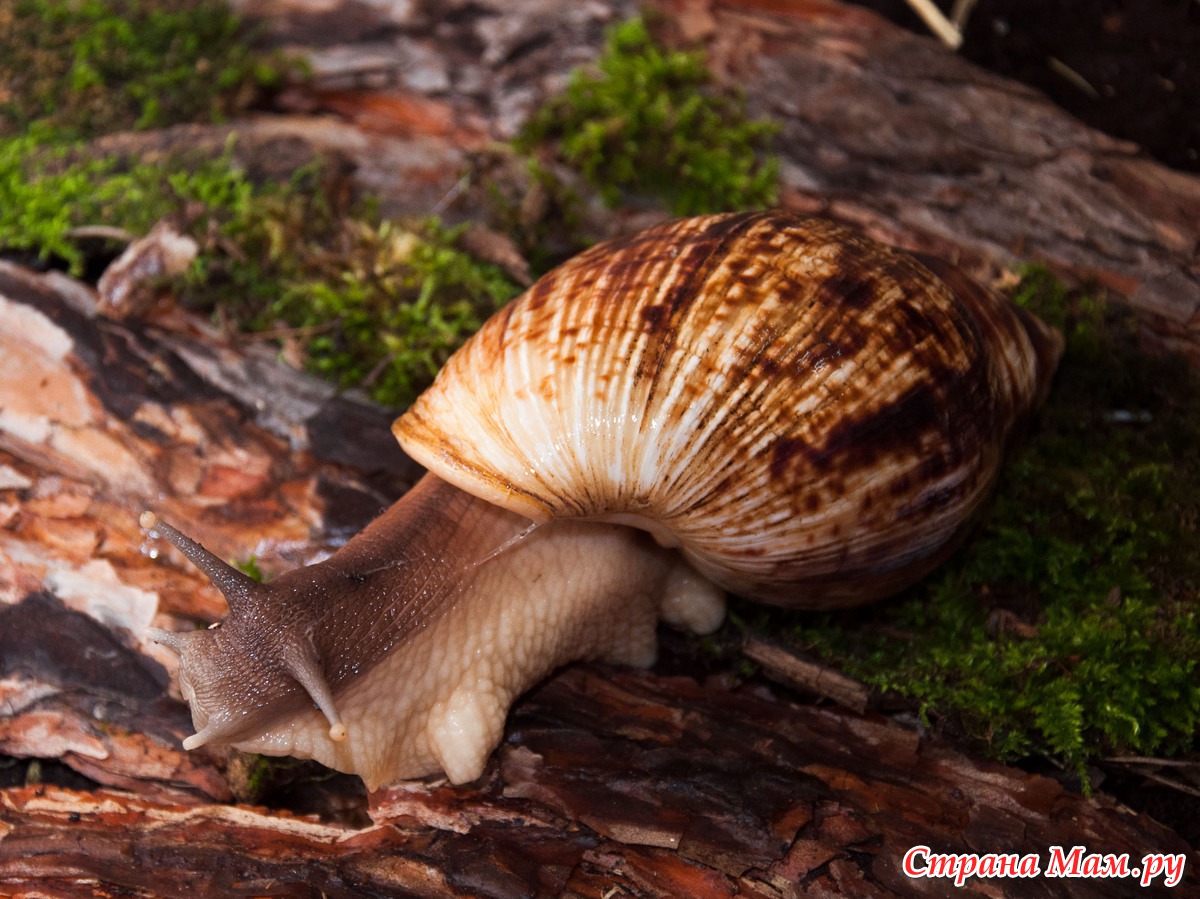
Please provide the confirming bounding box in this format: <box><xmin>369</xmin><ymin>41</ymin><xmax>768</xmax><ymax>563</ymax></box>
<box><xmin>144</xmin><ymin>211</ymin><xmax>1062</xmax><ymax>789</ymax></box>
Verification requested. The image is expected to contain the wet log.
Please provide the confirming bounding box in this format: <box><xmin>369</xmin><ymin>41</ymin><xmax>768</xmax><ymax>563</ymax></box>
<box><xmin>0</xmin><ymin>229</ymin><xmax>1195</xmax><ymax>899</ymax></box>
<box><xmin>3</xmin><ymin>0</ymin><xmax>1200</xmax><ymax>894</ymax></box>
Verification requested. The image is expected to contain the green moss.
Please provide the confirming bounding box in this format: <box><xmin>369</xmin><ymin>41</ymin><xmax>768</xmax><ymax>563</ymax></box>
<box><xmin>757</xmin><ymin>268</ymin><xmax>1200</xmax><ymax>783</ymax></box>
<box><xmin>0</xmin><ymin>0</ymin><xmax>520</xmax><ymax>409</ymax></box>
<box><xmin>260</xmin><ymin>219</ymin><xmax>522</xmax><ymax>407</ymax></box>
<box><xmin>233</xmin><ymin>555</ymin><xmax>266</xmax><ymax>583</ymax></box>
<box><xmin>0</xmin><ymin>0</ymin><xmax>298</xmax><ymax>274</ymax></box>
<box><xmin>166</xmin><ymin>155</ymin><xmax>521</xmax><ymax>405</ymax></box>
<box><xmin>0</xmin><ymin>135</ymin><xmax>248</xmax><ymax>274</ymax></box>
<box><xmin>2</xmin><ymin>131</ymin><xmax>519</xmax><ymax>407</ymax></box>
<box><xmin>518</xmin><ymin>18</ymin><xmax>779</xmax><ymax>216</ymax></box>
<box><xmin>0</xmin><ymin>0</ymin><xmax>291</xmax><ymax>140</ymax></box>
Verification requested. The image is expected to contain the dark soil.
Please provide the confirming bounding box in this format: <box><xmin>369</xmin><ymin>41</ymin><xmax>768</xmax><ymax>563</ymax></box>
<box><xmin>849</xmin><ymin>0</ymin><xmax>1200</xmax><ymax>173</ymax></box>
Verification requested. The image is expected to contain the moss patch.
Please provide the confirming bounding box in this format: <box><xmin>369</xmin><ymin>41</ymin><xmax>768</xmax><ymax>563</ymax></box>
<box><xmin>518</xmin><ymin>18</ymin><xmax>779</xmax><ymax>216</ymax></box>
<box><xmin>0</xmin><ymin>0</ymin><xmax>290</xmax><ymax>139</ymax></box>
<box><xmin>746</xmin><ymin>268</ymin><xmax>1200</xmax><ymax>783</ymax></box>
<box><xmin>0</xmin><ymin>135</ymin><xmax>520</xmax><ymax>406</ymax></box>
<box><xmin>246</xmin><ymin>217</ymin><xmax>521</xmax><ymax>408</ymax></box>
<box><xmin>0</xmin><ymin>136</ymin><xmax>242</xmax><ymax>275</ymax></box>
<box><xmin>0</xmin><ymin>0</ymin><xmax>520</xmax><ymax>408</ymax></box>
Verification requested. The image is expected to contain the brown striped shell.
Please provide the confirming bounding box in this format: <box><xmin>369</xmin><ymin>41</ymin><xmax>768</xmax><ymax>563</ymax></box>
<box><xmin>394</xmin><ymin>211</ymin><xmax>1061</xmax><ymax>609</ymax></box>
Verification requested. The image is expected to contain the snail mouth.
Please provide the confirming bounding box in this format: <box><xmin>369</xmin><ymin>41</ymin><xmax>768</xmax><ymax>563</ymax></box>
<box><xmin>179</xmin><ymin>696</ymin><xmax>275</xmax><ymax>751</ymax></box>
<box><xmin>148</xmin><ymin>627</ymin><xmax>262</xmax><ymax>749</ymax></box>
<box><xmin>174</xmin><ymin>691</ymin><xmax>226</xmax><ymax>750</ymax></box>
<box><xmin>173</xmin><ymin>677</ymin><xmax>234</xmax><ymax>750</ymax></box>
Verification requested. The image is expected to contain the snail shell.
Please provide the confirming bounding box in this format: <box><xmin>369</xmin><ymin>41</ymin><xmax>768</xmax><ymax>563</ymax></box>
<box><xmin>146</xmin><ymin>210</ymin><xmax>1061</xmax><ymax>786</ymax></box>
<box><xmin>395</xmin><ymin>211</ymin><xmax>1061</xmax><ymax>607</ymax></box>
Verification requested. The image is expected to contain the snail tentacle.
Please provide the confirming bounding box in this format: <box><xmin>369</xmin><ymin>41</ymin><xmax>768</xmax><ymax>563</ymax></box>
<box><xmin>141</xmin><ymin>511</ymin><xmax>261</xmax><ymax>612</ymax></box>
<box><xmin>280</xmin><ymin>634</ymin><xmax>348</xmax><ymax>742</ymax></box>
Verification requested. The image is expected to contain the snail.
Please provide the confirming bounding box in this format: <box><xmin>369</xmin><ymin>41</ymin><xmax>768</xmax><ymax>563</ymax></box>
<box><xmin>145</xmin><ymin>211</ymin><xmax>1062</xmax><ymax>789</ymax></box>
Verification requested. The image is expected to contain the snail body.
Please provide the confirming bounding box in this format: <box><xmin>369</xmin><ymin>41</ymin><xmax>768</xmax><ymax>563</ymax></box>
<box><xmin>148</xmin><ymin>211</ymin><xmax>1061</xmax><ymax>788</ymax></box>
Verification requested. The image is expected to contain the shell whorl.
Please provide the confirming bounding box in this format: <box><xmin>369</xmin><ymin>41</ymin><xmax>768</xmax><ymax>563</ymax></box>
<box><xmin>394</xmin><ymin>211</ymin><xmax>1061</xmax><ymax>608</ymax></box>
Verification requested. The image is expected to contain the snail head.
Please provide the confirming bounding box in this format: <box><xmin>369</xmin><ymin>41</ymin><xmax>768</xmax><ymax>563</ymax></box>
<box><xmin>142</xmin><ymin>512</ymin><xmax>348</xmax><ymax>749</ymax></box>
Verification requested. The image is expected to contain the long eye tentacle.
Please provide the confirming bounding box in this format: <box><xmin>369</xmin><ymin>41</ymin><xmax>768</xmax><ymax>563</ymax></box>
<box><xmin>140</xmin><ymin>511</ymin><xmax>261</xmax><ymax>612</ymax></box>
